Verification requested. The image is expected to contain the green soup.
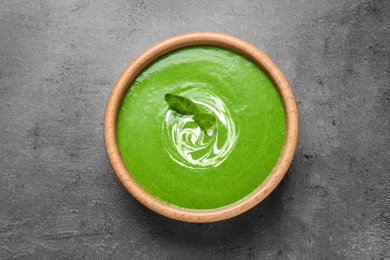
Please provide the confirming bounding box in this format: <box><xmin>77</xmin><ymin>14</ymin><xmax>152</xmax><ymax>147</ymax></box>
<box><xmin>117</xmin><ymin>46</ymin><xmax>286</xmax><ymax>210</ymax></box>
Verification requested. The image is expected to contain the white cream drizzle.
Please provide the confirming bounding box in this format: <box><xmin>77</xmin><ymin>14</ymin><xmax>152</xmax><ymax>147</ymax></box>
<box><xmin>162</xmin><ymin>90</ymin><xmax>239</xmax><ymax>169</ymax></box>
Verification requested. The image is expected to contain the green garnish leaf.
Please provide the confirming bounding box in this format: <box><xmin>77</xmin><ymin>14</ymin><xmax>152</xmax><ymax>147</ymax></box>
<box><xmin>193</xmin><ymin>113</ymin><xmax>216</xmax><ymax>131</ymax></box>
<box><xmin>165</xmin><ymin>93</ymin><xmax>200</xmax><ymax>115</ymax></box>
<box><xmin>165</xmin><ymin>93</ymin><xmax>216</xmax><ymax>131</ymax></box>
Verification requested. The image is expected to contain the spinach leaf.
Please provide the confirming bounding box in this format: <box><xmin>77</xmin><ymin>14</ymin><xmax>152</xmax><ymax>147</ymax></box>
<box><xmin>165</xmin><ymin>93</ymin><xmax>216</xmax><ymax>131</ymax></box>
<box><xmin>165</xmin><ymin>93</ymin><xmax>199</xmax><ymax>115</ymax></box>
<box><xmin>193</xmin><ymin>113</ymin><xmax>217</xmax><ymax>131</ymax></box>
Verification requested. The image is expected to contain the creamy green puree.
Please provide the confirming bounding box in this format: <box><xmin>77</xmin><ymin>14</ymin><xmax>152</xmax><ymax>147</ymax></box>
<box><xmin>117</xmin><ymin>46</ymin><xmax>286</xmax><ymax>210</ymax></box>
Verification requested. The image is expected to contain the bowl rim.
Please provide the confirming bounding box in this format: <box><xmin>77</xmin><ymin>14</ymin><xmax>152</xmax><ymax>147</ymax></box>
<box><xmin>104</xmin><ymin>32</ymin><xmax>299</xmax><ymax>223</ymax></box>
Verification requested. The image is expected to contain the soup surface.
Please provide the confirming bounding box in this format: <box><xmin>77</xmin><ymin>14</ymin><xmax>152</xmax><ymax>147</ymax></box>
<box><xmin>117</xmin><ymin>46</ymin><xmax>286</xmax><ymax>209</ymax></box>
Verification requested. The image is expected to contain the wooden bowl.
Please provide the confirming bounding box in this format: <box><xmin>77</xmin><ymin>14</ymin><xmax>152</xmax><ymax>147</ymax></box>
<box><xmin>104</xmin><ymin>32</ymin><xmax>298</xmax><ymax>222</ymax></box>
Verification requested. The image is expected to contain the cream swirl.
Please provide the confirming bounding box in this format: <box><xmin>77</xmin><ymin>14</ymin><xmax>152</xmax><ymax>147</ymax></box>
<box><xmin>162</xmin><ymin>89</ymin><xmax>239</xmax><ymax>169</ymax></box>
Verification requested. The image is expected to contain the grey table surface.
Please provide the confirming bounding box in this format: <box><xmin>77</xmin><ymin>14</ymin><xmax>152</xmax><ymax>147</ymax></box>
<box><xmin>1</xmin><ymin>0</ymin><xmax>389</xmax><ymax>259</ymax></box>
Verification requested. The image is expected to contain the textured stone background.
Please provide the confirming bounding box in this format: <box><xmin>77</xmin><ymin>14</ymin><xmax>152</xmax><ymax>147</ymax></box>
<box><xmin>1</xmin><ymin>0</ymin><xmax>389</xmax><ymax>259</ymax></box>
